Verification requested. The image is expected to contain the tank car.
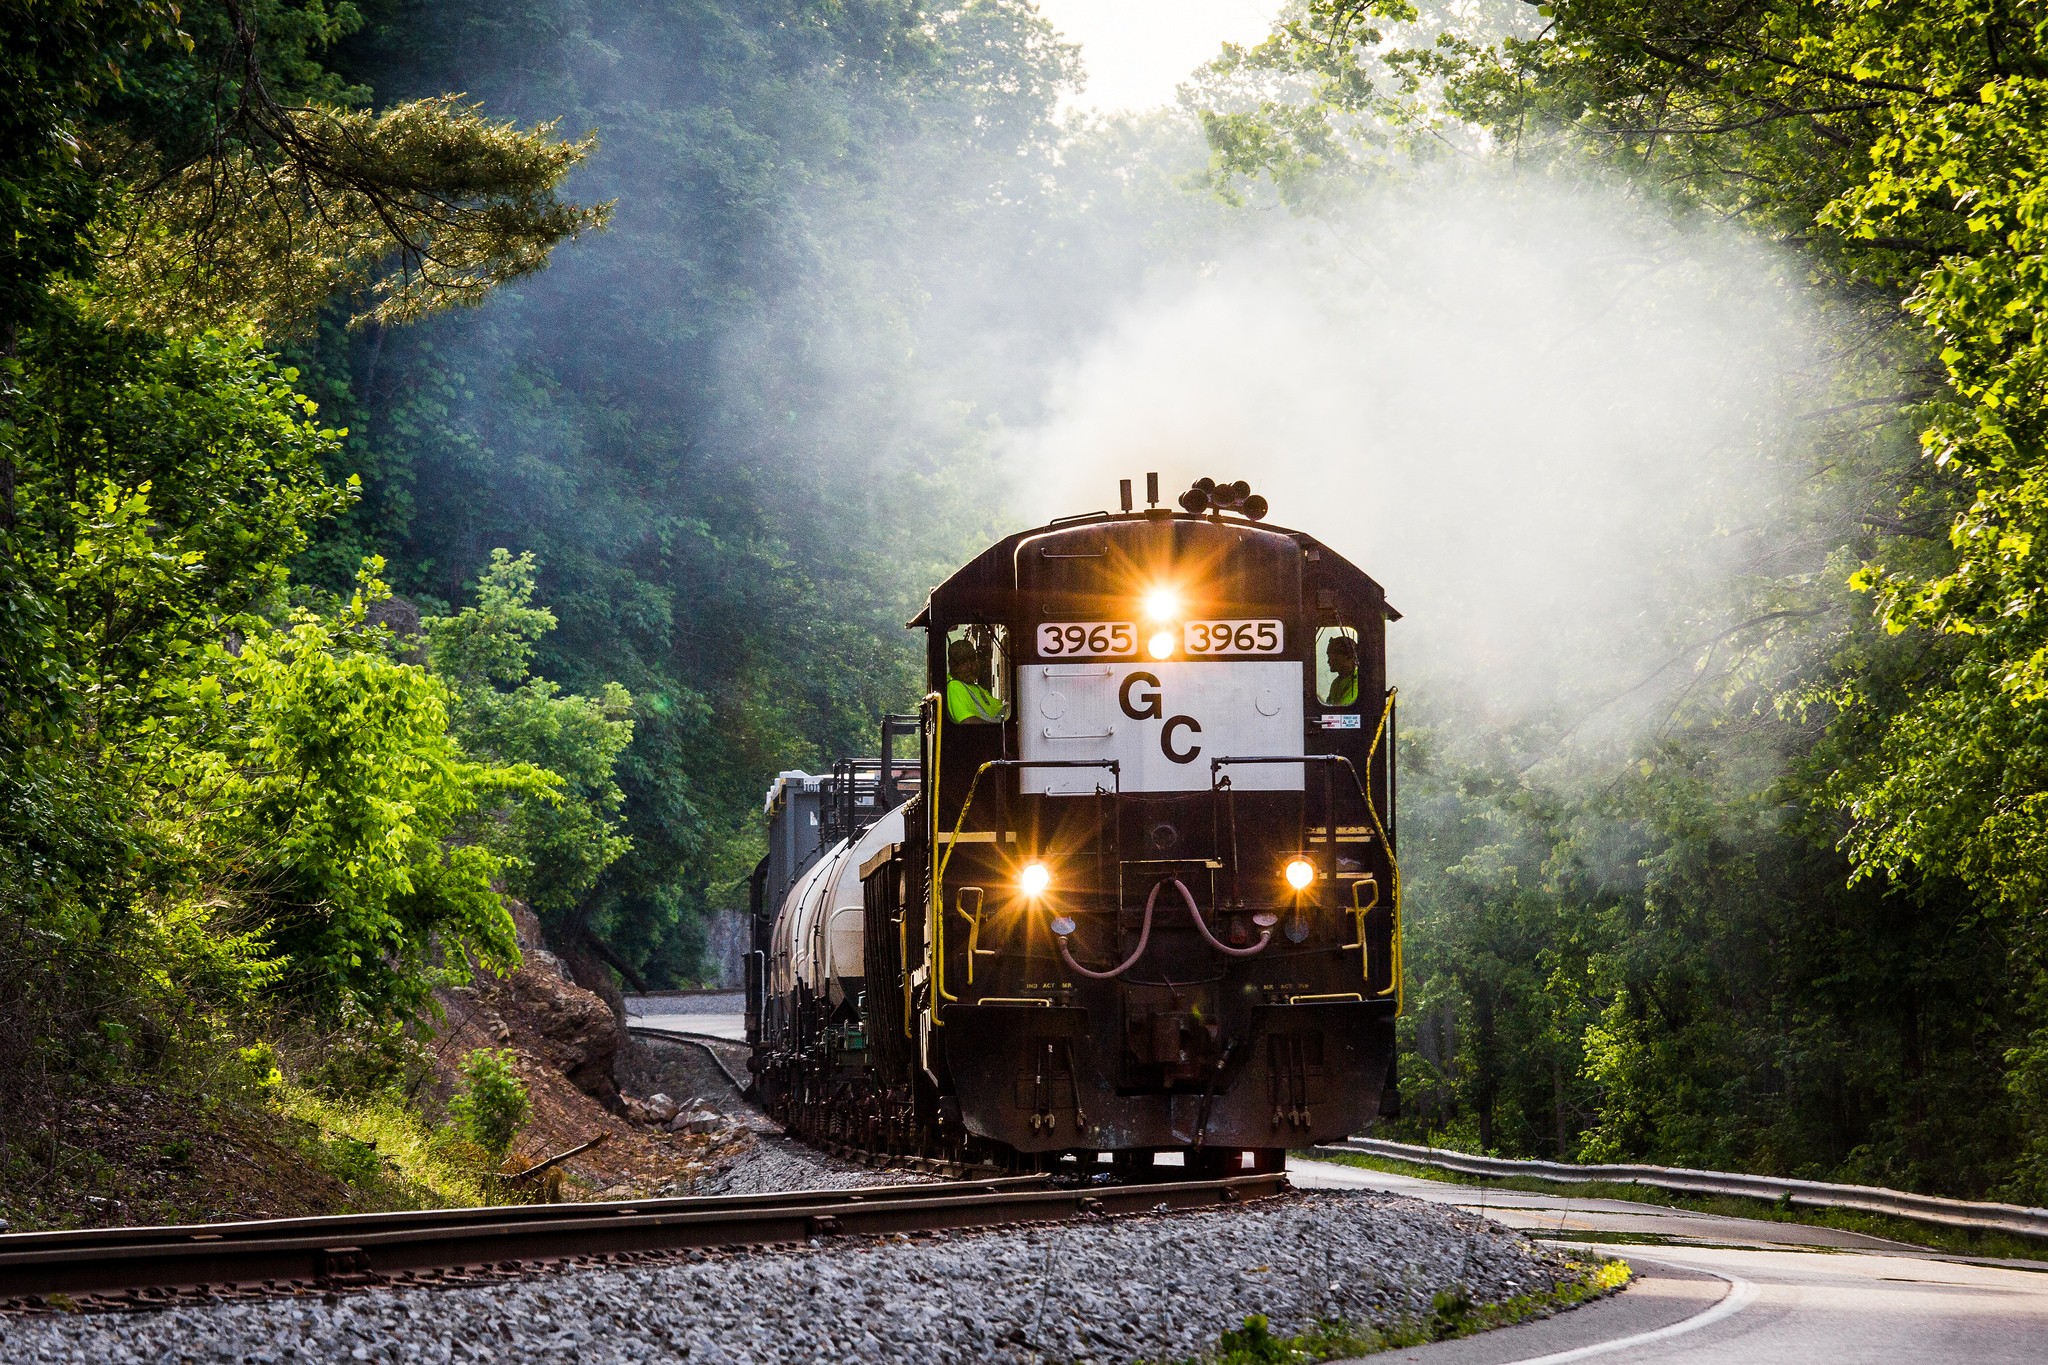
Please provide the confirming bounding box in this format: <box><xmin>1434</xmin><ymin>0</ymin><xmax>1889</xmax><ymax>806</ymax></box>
<box><xmin>747</xmin><ymin>475</ymin><xmax>1402</xmax><ymax>1174</ymax></box>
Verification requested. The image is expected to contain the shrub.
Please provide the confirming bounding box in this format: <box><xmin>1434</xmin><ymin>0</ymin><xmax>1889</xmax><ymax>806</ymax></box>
<box><xmin>446</xmin><ymin>1049</ymin><xmax>530</xmax><ymax>1162</ymax></box>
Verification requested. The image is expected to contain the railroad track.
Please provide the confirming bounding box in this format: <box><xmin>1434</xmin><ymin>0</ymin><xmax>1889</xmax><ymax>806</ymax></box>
<box><xmin>0</xmin><ymin>1171</ymin><xmax>1288</xmax><ymax>1312</ymax></box>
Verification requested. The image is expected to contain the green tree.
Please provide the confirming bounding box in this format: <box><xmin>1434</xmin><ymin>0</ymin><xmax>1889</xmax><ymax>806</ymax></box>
<box><xmin>1192</xmin><ymin>0</ymin><xmax>2048</xmax><ymax>1196</ymax></box>
<box><xmin>424</xmin><ymin>549</ymin><xmax>635</xmax><ymax>954</ymax></box>
<box><xmin>169</xmin><ymin>562</ymin><xmax>554</xmax><ymax>1018</ymax></box>
<box><xmin>0</xmin><ymin>0</ymin><xmax>612</xmax><ymax>1182</ymax></box>
<box><xmin>299</xmin><ymin>0</ymin><xmax>1086</xmax><ymax>983</ymax></box>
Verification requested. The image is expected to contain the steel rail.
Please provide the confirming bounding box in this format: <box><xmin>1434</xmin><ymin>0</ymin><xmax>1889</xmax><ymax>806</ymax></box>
<box><xmin>1328</xmin><ymin>1137</ymin><xmax>2048</xmax><ymax>1241</ymax></box>
<box><xmin>0</xmin><ymin>1174</ymin><xmax>1049</xmax><ymax>1254</ymax></box>
<box><xmin>0</xmin><ymin>1171</ymin><xmax>1288</xmax><ymax>1305</ymax></box>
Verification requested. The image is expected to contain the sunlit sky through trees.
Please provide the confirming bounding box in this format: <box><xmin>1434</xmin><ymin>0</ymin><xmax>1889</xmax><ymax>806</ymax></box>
<box><xmin>1033</xmin><ymin>0</ymin><xmax>1285</xmax><ymax>113</ymax></box>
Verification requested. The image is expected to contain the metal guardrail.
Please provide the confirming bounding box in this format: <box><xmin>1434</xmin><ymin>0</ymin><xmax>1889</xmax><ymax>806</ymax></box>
<box><xmin>1330</xmin><ymin>1138</ymin><xmax>2048</xmax><ymax>1240</ymax></box>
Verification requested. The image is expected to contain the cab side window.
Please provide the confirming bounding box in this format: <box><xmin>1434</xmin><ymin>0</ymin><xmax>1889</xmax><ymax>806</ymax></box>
<box><xmin>1315</xmin><ymin>626</ymin><xmax>1361</xmax><ymax>709</ymax></box>
<box><xmin>943</xmin><ymin>624</ymin><xmax>1010</xmax><ymax>724</ymax></box>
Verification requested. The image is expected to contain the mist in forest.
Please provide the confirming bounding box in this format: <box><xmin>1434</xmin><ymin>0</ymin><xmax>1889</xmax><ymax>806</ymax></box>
<box><xmin>1000</xmin><ymin>176</ymin><xmax>1826</xmax><ymax>744</ymax></box>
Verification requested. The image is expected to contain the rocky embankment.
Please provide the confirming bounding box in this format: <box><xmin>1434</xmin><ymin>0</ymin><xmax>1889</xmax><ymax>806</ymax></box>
<box><xmin>428</xmin><ymin>906</ymin><xmax>756</xmax><ymax>1196</ymax></box>
<box><xmin>6</xmin><ymin>1189</ymin><xmax>1585</xmax><ymax>1363</ymax></box>
<box><xmin>446</xmin><ymin>918</ymin><xmax>914</xmax><ymax>1198</ymax></box>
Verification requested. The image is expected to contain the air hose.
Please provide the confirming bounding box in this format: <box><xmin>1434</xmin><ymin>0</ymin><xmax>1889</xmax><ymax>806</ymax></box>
<box><xmin>1055</xmin><ymin>879</ymin><xmax>1162</xmax><ymax>980</ymax></box>
<box><xmin>1055</xmin><ymin>878</ymin><xmax>1271</xmax><ymax>980</ymax></box>
<box><xmin>1174</xmin><ymin>878</ymin><xmax>1274</xmax><ymax>958</ymax></box>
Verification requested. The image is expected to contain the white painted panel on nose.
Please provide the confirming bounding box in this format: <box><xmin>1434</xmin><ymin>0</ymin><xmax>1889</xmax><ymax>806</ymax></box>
<box><xmin>1018</xmin><ymin>661</ymin><xmax>1305</xmax><ymax>794</ymax></box>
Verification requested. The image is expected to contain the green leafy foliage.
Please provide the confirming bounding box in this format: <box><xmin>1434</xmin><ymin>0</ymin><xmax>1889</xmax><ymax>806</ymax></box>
<box><xmin>425</xmin><ymin>549</ymin><xmax>634</xmax><ymax>934</ymax></box>
<box><xmin>68</xmin><ymin>0</ymin><xmax>609</xmax><ymax>334</ymax></box>
<box><xmin>294</xmin><ymin>0</ymin><xmax>1084</xmax><ymax>982</ymax></box>
<box><xmin>1188</xmin><ymin>0</ymin><xmax>2048</xmax><ymax>1201</ymax></box>
<box><xmin>167</xmin><ymin>562</ymin><xmax>553</xmax><ymax>1017</ymax></box>
<box><xmin>0</xmin><ymin>0</ymin><xmax>185</xmax><ymax>324</ymax></box>
<box><xmin>445</xmin><ymin>1047</ymin><xmax>530</xmax><ymax>1162</ymax></box>
<box><xmin>0</xmin><ymin>0</ymin><xmax>613</xmax><ymax>1214</ymax></box>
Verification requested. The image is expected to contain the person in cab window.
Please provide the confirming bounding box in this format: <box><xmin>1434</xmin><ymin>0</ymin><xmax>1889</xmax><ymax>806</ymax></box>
<box><xmin>946</xmin><ymin>638</ymin><xmax>1008</xmax><ymax>724</ymax></box>
<box><xmin>1325</xmin><ymin>634</ymin><xmax>1360</xmax><ymax>707</ymax></box>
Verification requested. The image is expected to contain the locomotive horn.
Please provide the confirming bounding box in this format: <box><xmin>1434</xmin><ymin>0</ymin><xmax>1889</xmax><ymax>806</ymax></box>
<box><xmin>1179</xmin><ymin>477</ymin><xmax>1265</xmax><ymax>518</ymax></box>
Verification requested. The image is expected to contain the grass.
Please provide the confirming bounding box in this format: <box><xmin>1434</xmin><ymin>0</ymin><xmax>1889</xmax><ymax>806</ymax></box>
<box><xmin>1163</xmin><ymin>1258</ymin><xmax>1633</xmax><ymax>1363</ymax></box>
<box><xmin>1301</xmin><ymin>1148</ymin><xmax>2048</xmax><ymax>1264</ymax></box>
<box><xmin>0</xmin><ymin>1078</ymin><xmax>450</xmax><ymax>1232</ymax></box>
<box><xmin>274</xmin><ymin>1083</ymin><xmax>510</xmax><ymax>1211</ymax></box>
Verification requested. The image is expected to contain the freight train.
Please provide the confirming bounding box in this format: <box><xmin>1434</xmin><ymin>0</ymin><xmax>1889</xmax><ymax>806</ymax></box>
<box><xmin>745</xmin><ymin>475</ymin><xmax>1402</xmax><ymax>1175</ymax></box>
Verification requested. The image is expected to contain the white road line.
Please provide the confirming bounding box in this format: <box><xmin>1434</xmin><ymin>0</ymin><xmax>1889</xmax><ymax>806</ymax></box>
<box><xmin>1493</xmin><ymin>1259</ymin><xmax>1759</xmax><ymax>1365</ymax></box>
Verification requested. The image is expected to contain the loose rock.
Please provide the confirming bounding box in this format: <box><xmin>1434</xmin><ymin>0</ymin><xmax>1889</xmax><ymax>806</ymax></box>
<box><xmin>4</xmin><ymin>1190</ymin><xmax>1579</xmax><ymax>1363</ymax></box>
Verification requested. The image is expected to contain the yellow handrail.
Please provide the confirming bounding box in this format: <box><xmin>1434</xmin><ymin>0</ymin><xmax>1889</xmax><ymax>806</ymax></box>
<box><xmin>908</xmin><ymin>692</ymin><xmax>940</xmax><ymax>1037</ymax></box>
<box><xmin>956</xmin><ymin>886</ymin><xmax>987</xmax><ymax>984</ymax></box>
<box><xmin>931</xmin><ymin>755</ymin><xmax>1012</xmax><ymax>1012</ymax></box>
<box><xmin>1365</xmin><ymin>687</ymin><xmax>1403</xmax><ymax>1014</ymax></box>
<box><xmin>1345</xmin><ymin>875</ymin><xmax>1380</xmax><ymax>973</ymax></box>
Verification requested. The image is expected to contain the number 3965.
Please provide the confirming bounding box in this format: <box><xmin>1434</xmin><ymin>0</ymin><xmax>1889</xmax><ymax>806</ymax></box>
<box><xmin>1037</xmin><ymin>622</ymin><xmax>1136</xmax><ymax>657</ymax></box>
<box><xmin>1184</xmin><ymin>619</ymin><xmax>1283</xmax><ymax>654</ymax></box>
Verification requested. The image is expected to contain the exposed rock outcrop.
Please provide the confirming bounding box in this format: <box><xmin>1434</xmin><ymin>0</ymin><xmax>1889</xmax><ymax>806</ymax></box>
<box><xmin>436</xmin><ymin>902</ymin><xmax>619</xmax><ymax>1106</ymax></box>
<box><xmin>426</xmin><ymin>901</ymin><xmax>742</xmax><ymax>1196</ymax></box>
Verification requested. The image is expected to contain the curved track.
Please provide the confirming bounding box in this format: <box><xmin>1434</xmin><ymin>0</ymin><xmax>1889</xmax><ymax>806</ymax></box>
<box><xmin>0</xmin><ymin>1171</ymin><xmax>1285</xmax><ymax>1313</ymax></box>
<box><xmin>1293</xmin><ymin>1157</ymin><xmax>2048</xmax><ymax>1363</ymax></box>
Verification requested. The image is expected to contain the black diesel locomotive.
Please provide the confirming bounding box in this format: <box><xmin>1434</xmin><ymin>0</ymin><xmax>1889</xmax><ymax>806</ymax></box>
<box><xmin>745</xmin><ymin>476</ymin><xmax>1401</xmax><ymax>1175</ymax></box>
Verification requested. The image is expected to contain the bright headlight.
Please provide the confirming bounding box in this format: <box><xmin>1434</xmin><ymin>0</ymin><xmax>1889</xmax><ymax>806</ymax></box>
<box><xmin>1020</xmin><ymin>861</ymin><xmax>1052</xmax><ymax>898</ymax></box>
<box><xmin>1142</xmin><ymin>587</ymin><xmax>1182</xmax><ymax>621</ymax></box>
<box><xmin>1146</xmin><ymin>630</ymin><xmax>1176</xmax><ymax>660</ymax></box>
<box><xmin>1284</xmin><ymin>858</ymin><xmax>1316</xmax><ymax>891</ymax></box>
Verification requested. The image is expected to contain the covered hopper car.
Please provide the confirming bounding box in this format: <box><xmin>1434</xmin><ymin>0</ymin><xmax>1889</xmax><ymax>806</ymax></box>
<box><xmin>745</xmin><ymin>475</ymin><xmax>1402</xmax><ymax>1175</ymax></box>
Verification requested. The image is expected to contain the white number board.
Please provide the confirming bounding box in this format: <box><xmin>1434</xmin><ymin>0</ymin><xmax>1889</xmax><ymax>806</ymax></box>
<box><xmin>1018</xmin><ymin>661</ymin><xmax>1305</xmax><ymax>795</ymax></box>
<box><xmin>1036</xmin><ymin>621</ymin><xmax>1136</xmax><ymax>658</ymax></box>
<box><xmin>1183</xmin><ymin>619</ymin><xmax>1284</xmax><ymax>655</ymax></box>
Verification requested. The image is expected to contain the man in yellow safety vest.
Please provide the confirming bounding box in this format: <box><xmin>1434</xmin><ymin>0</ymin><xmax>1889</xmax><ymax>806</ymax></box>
<box><xmin>946</xmin><ymin>638</ymin><xmax>1007</xmax><ymax>724</ymax></box>
<box><xmin>1324</xmin><ymin>633</ymin><xmax>1359</xmax><ymax>707</ymax></box>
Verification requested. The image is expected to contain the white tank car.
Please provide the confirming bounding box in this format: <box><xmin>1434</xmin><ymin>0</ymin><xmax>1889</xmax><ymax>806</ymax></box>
<box><xmin>766</xmin><ymin>805</ymin><xmax>904</xmax><ymax>1021</ymax></box>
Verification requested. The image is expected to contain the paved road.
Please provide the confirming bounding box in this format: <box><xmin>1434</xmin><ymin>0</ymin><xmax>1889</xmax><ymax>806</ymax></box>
<box><xmin>1290</xmin><ymin>1157</ymin><xmax>2048</xmax><ymax>1363</ymax></box>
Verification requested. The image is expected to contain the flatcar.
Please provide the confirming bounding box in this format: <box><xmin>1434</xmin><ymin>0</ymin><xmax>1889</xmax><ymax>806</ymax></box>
<box><xmin>745</xmin><ymin>475</ymin><xmax>1402</xmax><ymax>1175</ymax></box>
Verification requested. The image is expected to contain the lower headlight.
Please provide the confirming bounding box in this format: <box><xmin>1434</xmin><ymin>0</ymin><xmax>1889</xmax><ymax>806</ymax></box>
<box><xmin>1284</xmin><ymin>857</ymin><xmax>1315</xmax><ymax>891</ymax></box>
<box><xmin>1020</xmin><ymin>861</ymin><xmax>1052</xmax><ymax>898</ymax></box>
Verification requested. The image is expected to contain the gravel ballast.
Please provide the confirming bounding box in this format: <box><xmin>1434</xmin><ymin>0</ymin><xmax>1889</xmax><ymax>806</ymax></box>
<box><xmin>687</xmin><ymin>1134</ymin><xmax>934</xmax><ymax>1196</ymax></box>
<box><xmin>618</xmin><ymin>1033</ymin><xmax>930</xmax><ymax>1197</ymax></box>
<box><xmin>2</xmin><ymin>1190</ymin><xmax>1578</xmax><ymax>1363</ymax></box>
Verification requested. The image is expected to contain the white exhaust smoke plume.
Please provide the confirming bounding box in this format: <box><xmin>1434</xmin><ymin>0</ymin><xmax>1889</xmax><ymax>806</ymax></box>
<box><xmin>1005</xmin><ymin>178</ymin><xmax>1823</xmax><ymax>735</ymax></box>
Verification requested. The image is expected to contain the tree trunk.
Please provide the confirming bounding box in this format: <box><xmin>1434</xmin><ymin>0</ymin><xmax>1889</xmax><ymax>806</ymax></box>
<box><xmin>1474</xmin><ymin>993</ymin><xmax>1496</xmax><ymax>1152</ymax></box>
<box><xmin>1553</xmin><ymin>1049</ymin><xmax>1568</xmax><ymax>1158</ymax></box>
<box><xmin>1</xmin><ymin>317</ymin><xmax>18</xmax><ymax>536</ymax></box>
